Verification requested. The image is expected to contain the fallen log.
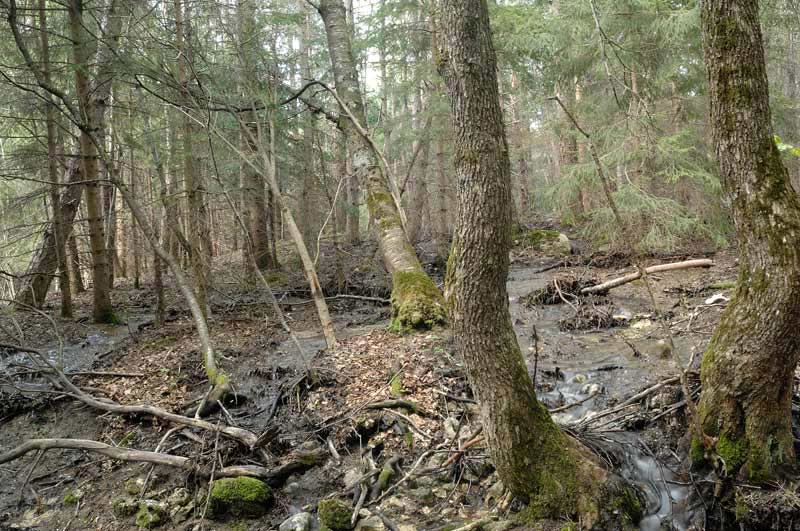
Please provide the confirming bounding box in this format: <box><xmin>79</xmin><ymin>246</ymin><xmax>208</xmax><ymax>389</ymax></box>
<box><xmin>580</xmin><ymin>259</ymin><xmax>714</xmax><ymax>295</ymax></box>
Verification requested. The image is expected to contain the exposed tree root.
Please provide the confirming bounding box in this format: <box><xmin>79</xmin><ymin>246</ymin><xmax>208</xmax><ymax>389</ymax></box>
<box><xmin>0</xmin><ymin>439</ymin><xmax>326</xmax><ymax>486</ymax></box>
<box><xmin>0</xmin><ymin>342</ymin><xmax>260</xmax><ymax>448</ymax></box>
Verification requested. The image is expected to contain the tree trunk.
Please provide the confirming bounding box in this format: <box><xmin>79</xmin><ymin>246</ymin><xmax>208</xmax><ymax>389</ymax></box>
<box><xmin>68</xmin><ymin>231</ymin><xmax>85</xmax><ymax>293</ymax></box>
<box><xmin>38</xmin><ymin>0</ymin><xmax>71</xmax><ymax>317</ymax></box>
<box><xmin>437</xmin><ymin>1</ymin><xmax>635</xmax><ymax>525</ymax></box>
<box><xmin>241</xmin><ymin>109</ymin><xmax>276</xmax><ymax>270</ymax></box>
<box><xmin>175</xmin><ymin>0</ymin><xmax>210</xmax><ymax>318</ymax></box>
<box><xmin>434</xmin><ymin>137</ymin><xmax>449</xmax><ymax>261</ymax></box>
<box><xmin>14</xmin><ymin>160</ymin><xmax>83</xmax><ymax>309</ymax></box>
<box><xmin>695</xmin><ymin>0</ymin><xmax>800</xmax><ymax>481</ymax></box>
<box><xmin>10</xmin><ymin>0</ymin><xmax>119</xmax><ymax>312</ymax></box>
<box><xmin>68</xmin><ymin>0</ymin><xmax>119</xmax><ymax>323</ymax></box>
<box><xmin>317</xmin><ymin>0</ymin><xmax>445</xmax><ymax>329</ymax></box>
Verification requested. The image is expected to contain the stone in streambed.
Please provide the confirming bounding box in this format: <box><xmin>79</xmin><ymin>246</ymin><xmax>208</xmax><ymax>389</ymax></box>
<box><xmin>280</xmin><ymin>511</ymin><xmax>314</xmax><ymax>531</ymax></box>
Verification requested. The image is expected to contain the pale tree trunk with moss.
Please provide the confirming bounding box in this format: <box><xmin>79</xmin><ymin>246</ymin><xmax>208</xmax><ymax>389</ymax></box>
<box><xmin>438</xmin><ymin>1</ymin><xmax>639</xmax><ymax>526</ymax></box>
<box><xmin>317</xmin><ymin>0</ymin><xmax>445</xmax><ymax>329</ymax></box>
<box><xmin>694</xmin><ymin>0</ymin><xmax>800</xmax><ymax>481</ymax></box>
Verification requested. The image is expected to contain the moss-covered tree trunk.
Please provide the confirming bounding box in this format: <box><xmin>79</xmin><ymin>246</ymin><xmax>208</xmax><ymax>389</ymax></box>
<box><xmin>316</xmin><ymin>0</ymin><xmax>445</xmax><ymax>330</ymax></box>
<box><xmin>695</xmin><ymin>0</ymin><xmax>800</xmax><ymax>480</ymax></box>
<box><xmin>437</xmin><ymin>1</ymin><xmax>637</xmax><ymax>526</ymax></box>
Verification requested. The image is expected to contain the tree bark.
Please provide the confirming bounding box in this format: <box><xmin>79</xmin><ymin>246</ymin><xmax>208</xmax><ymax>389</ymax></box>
<box><xmin>68</xmin><ymin>231</ymin><xmax>85</xmax><ymax>293</ymax></box>
<box><xmin>68</xmin><ymin>0</ymin><xmax>118</xmax><ymax>323</ymax></box>
<box><xmin>175</xmin><ymin>0</ymin><xmax>210</xmax><ymax>318</ymax></box>
<box><xmin>695</xmin><ymin>0</ymin><xmax>800</xmax><ymax>481</ymax></box>
<box><xmin>9</xmin><ymin>0</ymin><xmax>119</xmax><ymax>311</ymax></box>
<box><xmin>317</xmin><ymin>0</ymin><xmax>445</xmax><ymax>329</ymax></box>
<box><xmin>437</xmin><ymin>1</ymin><xmax>634</xmax><ymax>525</ymax></box>
<box><xmin>14</xmin><ymin>161</ymin><xmax>83</xmax><ymax>309</ymax></box>
<box><xmin>38</xmin><ymin>0</ymin><xmax>71</xmax><ymax>317</ymax></box>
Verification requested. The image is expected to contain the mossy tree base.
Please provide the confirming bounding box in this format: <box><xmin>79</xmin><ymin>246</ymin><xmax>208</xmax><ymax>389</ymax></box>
<box><xmin>390</xmin><ymin>271</ymin><xmax>447</xmax><ymax>331</ymax></box>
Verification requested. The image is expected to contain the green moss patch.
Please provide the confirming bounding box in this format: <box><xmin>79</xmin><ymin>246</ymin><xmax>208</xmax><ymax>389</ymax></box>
<box><xmin>389</xmin><ymin>271</ymin><xmax>447</xmax><ymax>331</ymax></box>
<box><xmin>209</xmin><ymin>477</ymin><xmax>272</xmax><ymax>518</ymax></box>
<box><xmin>317</xmin><ymin>498</ymin><xmax>352</xmax><ymax>530</ymax></box>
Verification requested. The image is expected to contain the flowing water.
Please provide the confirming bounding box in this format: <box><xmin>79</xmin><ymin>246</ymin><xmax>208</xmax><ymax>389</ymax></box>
<box><xmin>508</xmin><ymin>262</ymin><xmax>692</xmax><ymax>530</ymax></box>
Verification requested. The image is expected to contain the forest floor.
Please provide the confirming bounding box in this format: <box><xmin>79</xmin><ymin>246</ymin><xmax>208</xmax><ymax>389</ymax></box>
<box><xmin>0</xmin><ymin>231</ymin><xmax>772</xmax><ymax>531</ymax></box>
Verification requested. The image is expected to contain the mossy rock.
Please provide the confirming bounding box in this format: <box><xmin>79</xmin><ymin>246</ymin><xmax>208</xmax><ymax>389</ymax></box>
<box><xmin>516</xmin><ymin>229</ymin><xmax>572</xmax><ymax>255</ymax></box>
<box><xmin>389</xmin><ymin>271</ymin><xmax>447</xmax><ymax>331</ymax></box>
<box><xmin>111</xmin><ymin>496</ymin><xmax>138</xmax><ymax>518</ymax></box>
<box><xmin>317</xmin><ymin>498</ymin><xmax>353</xmax><ymax>530</ymax></box>
<box><xmin>135</xmin><ymin>500</ymin><xmax>167</xmax><ymax>529</ymax></box>
<box><xmin>209</xmin><ymin>477</ymin><xmax>272</xmax><ymax>518</ymax></box>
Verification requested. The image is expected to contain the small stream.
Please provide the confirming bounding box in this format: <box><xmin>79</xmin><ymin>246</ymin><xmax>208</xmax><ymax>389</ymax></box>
<box><xmin>508</xmin><ymin>263</ymin><xmax>691</xmax><ymax>530</ymax></box>
<box><xmin>0</xmin><ymin>315</ymin><xmax>151</xmax><ymax>393</ymax></box>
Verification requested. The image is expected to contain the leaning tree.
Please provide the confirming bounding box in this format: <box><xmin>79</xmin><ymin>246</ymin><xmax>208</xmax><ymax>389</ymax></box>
<box><xmin>694</xmin><ymin>0</ymin><xmax>800</xmax><ymax>480</ymax></box>
<box><xmin>315</xmin><ymin>0</ymin><xmax>446</xmax><ymax>330</ymax></box>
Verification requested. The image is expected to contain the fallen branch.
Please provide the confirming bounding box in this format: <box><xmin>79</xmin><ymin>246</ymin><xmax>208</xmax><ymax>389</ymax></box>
<box><xmin>0</xmin><ymin>438</ymin><xmax>267</xmax><ymax>478</ymax></box>
<box><xmin>449</xmin><ymin>516</ymin><xmax>497</xmax><ymax>531</ymax></box>
<box><xmin>549</xmin><ymin>391</ymin><xmax>600</xmax><ymax>414</ymax></box>
<box><xmin>574</xmin><ymin>376</ymin><xmax>680</xmax><ymax>429</ymax></box>
<box><xmin>0</xmin><ymin>342</ymin><xmax>260</xmax><ymax>448</ymax></box>
<box><xmin>581</xmin><ymin>259</ymin><xmax>714</xmax><ymax>294</ymax></box>
<box><xmin>0</xmin><ymin>439</ymin><xmax>327</xmax><ymax>487</ymax></box>
<box><xmin>442</xmin><ymin>434</ymin><xmax>485</xmax><ymax>468</ymax></box>
<box><xmin>365</xmin><ymin>399</ymin><xmax>431</xmax><ymax>417</ymax></box>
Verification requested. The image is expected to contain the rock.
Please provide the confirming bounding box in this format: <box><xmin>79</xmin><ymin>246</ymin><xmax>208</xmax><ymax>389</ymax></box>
<box><xmin>397</xmin><ymin>525</ymin><xmax>417</xmax><ymax>531</ymax></box>
<box><xmin>581</xmin><ymin>383</ymin><xmax>603</xmax><ymax>396</ymax></box>
<box><xmin>169</xmin><ymin>501</ymin><xmax>195</xmax><ymax>524</ymax></box>
<box><xmin>279</xmin><ymin>511</ymin><xmax>313</xmax><ymax>531</ymax></box>
<box><xmin>343</xmin><ymin>468</ymin><xmax>362</xmax><ymax>489</ymax></box>
<box><xmin>112</xmin><ymin>496</ymin><xmax>139</xmax><ymax>517</ymax></box>
<box><xmin>14</xmin><ymin>509</ymin><xmax>58</xmax><ymax>529</ymax></box>
<box><xmin>443</xmin><ymin>417</ymin><xmax>459</xmax><ymax>441</ymax></box>
<box><xmin>485</xmin><ymin>480</ymin><xmax>505</xmax><ymax>504</ymax></box>
<box><xmin>571</xmin><ymin>373</ymin><xmax>588</xmax><ymax>384</ymax></box>
<box><xmin>355</xmin><ymin>515</ymin><xmax>385</xmax><ymax>531</ymax></box>
<box><xmin>167</xmin><ymin>487</ymin><xmax>191</xmax><ymax>507</ymax></box>
<box><xmin>484</xmin><ymin>521</ymin><xmax>514</xmax><ymax>531</ymax></box>
<box><xmin>318</xmin><ymin>498</ymin><xmax>353</xmax><ymax>530</ymax></box>
<box><xmin>125</xmin><ymin>477</ymin><xmax>146</xmax><ymax>495</ymax></box>
<box><xmin>135</xmin><ymin>500</ymin><xmax>167</xmax><ymax>529</ymax></box>
<box><xmin>209</xmin><ymin>477</ymin><xmax>272</xmax><ymax>518</ymax></box>
<box><xmin>407</xmin><ymin>487</ymin><xmax>434</xmax><ymax>503</ymax></box>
